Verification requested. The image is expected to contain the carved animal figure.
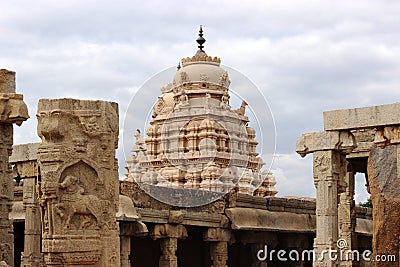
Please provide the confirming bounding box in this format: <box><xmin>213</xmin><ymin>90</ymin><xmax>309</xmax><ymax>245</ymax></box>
<box><xmin>55</xmin><ymin>175</ymin><xmax>102</xmax><ymax>229</ymax></box>
<box><xmin>234</xmin><ymin>100</ymin><xmax>247</xmax><ymax>116</ymax></box>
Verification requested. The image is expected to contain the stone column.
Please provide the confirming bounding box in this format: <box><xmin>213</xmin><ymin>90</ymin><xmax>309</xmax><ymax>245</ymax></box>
<box><xmin>210</xmin><ymin>242</ymin><xmax>228</xmax><ymax>267</ymax></box>
<box><xmin>0</xmin><ymin>69</ymin><xmax>29</xmax><ymax>266</ymax></box>
<box><xmin>9</xmin><ymin>143</ymin><xmax>43</xmax><ymax>267</ymax></box>
<box><xmin>120</xmin><ymin>235</ymin><xmax>131</xmax><ymax>267</ymax></box>
<box><xmin>36</xmin><ymin>98</ymin><xmax>120</xmax><ymax>266</ymax></box>
<box><xmin>22</xmin><ymin>173</ymin><xmax>42</xmax><ymax>267</ymax></box>
<box><xmin>118</xmin><ymin>213</ymin><xmax>148</xmax><ymax>267</ymax></box>
<box><xmin>150</xmin><ymin>223</ymin><xmax>187</xmax><ymax>267</ymax></box>
<box><xmin>160</xmin><ymin>237</ymin><xmax>178</xmax><ymax>267</ymax></box>
<box><xmin>338</xmin><ymin>171</ymin><xmax>356</xmax><ymax>267</ymax></box>
<box><xmin>203</xmin><ymin>228</ymin><xmax>234</xmax><ymax>267</ymax></box>
<box><xmin>296</xmin><ymin>131</ymin><xmax>355</xmax><ymax>267</ymax></box>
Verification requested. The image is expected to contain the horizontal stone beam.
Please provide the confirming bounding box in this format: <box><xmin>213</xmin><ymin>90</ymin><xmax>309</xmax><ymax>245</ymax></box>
<box><xmin>324</xmin><ymin>102</ymin><xmax>400</xmax><ymax>131</ymax></box>
<box><xmin>296</xmin><ymin>131</ymin><xmax>355</xmax><ymax>157</ymax></box>
<box><xmin>9</xmin><ymin>143</ymin><xmax>39</xmax><ymax>163</ymax></box>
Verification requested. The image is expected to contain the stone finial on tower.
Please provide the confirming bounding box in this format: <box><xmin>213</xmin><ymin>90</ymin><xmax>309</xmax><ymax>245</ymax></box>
<box><xmin>196</xmin><ymin>25</ymin><xmax>206</xmax><ymax>52</ymax></box>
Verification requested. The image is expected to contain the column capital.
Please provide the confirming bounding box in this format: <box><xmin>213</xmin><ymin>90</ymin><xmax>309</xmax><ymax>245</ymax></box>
<box><xmin>203</xmin><ymin>228</ymin><xmax>235</xmax><ymax>243</ymax></box>
<box><xmin>150</xmin><ymin>224</ymin><xmax>187</xmax><ymax>240</ymax></box>
<box><xmin>296</xmin><ymin>130</ymin><xmax>355</xmax><ymax>157</ymax></box>
<box><xmin>0</xmin><ymin>93</ymin><xmax>29</xmax><ymax>125</ymax></box>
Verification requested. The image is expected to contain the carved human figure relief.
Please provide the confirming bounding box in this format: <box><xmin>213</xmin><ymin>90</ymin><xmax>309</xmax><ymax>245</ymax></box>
<box><xmin>55</xmin><ymin>175</ymin><xmax>102</xmax><ymax>230</ymax></box>
<box><xmin>313</xmin><ymin>151</ymin><xmax>330</xmax><ymax>174</ymax></box>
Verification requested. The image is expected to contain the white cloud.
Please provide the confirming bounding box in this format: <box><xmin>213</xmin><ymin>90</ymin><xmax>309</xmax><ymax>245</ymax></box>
<box><xmin>2</xmin><ymin>0</ymin><xmax>400</xmax><ymax>199</ymax></box>
<box><xmin>271</xmin><ymin>153</ymin><xmax>315</xmax><ymax>197</ymax></box>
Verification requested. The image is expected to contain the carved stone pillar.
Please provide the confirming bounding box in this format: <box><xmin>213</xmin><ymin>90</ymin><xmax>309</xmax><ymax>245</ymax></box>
<box><xmin>118</xmin><ymin>195</ymin><xmax>148</xmax><ymax>267</ymax></box>
<box><xmin>159</xmin><ymin>237</ymin><xmax>178</xmax><ymax>267</ymax></box>
<box><xmin>120</xmin><ymin>235</ymin><xmax>130</xmax><ymax>267</ymax></box>
<box><xmin>313</xmin><ymin>149</ymin><xmax>342</xmax><ymax>266</ymax></box>
<box><xmin>204</xmin><ymin>228</ymin><xmax>234</xmax><ymax>267</ymax></box>
<box><xmin>296</xmin><ymin>131</ymin><xmax>355</xmax><ymax>267</ymax></box>
<box><xmin>22</xmin><ymin>175</ymin><xmax>43</xmax><ymax>267</ymax></box>
<box><xmin>150</xmin><ymin>224</ymin><xmax>187</xmax><ymax>267</ymax></box>
<box><xmin>210</xmin><ymin>242</ymin><xmax>228</xmax><ymax>267</ymax></box>
<box><xmin>9</xmin><ymin>144</ymin><xmax>43</xmax><ymax>267</ymax></box>
<box><xmin>0</xmin><ymin>69</ymin><xmax>29</xmax><ymax>266</ymax></box>
<box><xmin>338</xmin><ymin>171</ymin><xmax>356</xmax><ymax>267</ymax></box>
<box><xmin>36</xmin><ymin>98</ymin><xmax>120</xmax><ymax>266</ymax></box>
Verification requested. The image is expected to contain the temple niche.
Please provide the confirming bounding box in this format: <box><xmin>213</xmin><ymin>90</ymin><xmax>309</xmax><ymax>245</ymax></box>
<box><xmin>125</xmin><ymin>27</ymin><xmax>277</xmax><ymax>201</ymax></box>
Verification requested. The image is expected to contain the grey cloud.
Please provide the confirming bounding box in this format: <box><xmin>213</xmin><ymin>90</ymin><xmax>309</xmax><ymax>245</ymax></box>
<box><xmin>2</xmin><ymin>0</ymin><xmax>399</xmax><ymax>200</ymax></box>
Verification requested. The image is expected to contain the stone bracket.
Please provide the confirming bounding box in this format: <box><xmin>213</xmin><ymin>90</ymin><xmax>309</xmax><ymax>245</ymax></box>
<box><xmin>0</xmin><ymin>93</ymin><xmax>29</xmax><ymax>125</ymax></box>
<box><xmin>203</xmin><ymin>228</ymin><xmax>235</xmax><ymax>244</ymax></box>
<box><xmin>374</xmin><ymin>126</ymin><xmax>400</xmax><ymax>147</ymax></box>
<box><xmin>296</xmin><ymin>130</ymin><xmax>355</xmax><ymax>157</ymax></box>
<box><xmin>150</xmin><ymin>224</ymin><xmax>187</xmax><ymax>240</ymax></box>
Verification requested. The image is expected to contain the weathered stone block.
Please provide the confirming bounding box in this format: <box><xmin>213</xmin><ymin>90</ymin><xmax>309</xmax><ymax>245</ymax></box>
<box><xmin>368</xmin><ymin>144</ymin><xmax>400</xmax><ymax>266</ymax></box>
<box><xmin>37</xmin><ymin>98</ymin><xmax>120</xmax><ymax>266</ymax></box>
<box><xmin>324</xmin><ymin>102</ymin><xmax>400</xmax><ymax>131</ymax></box>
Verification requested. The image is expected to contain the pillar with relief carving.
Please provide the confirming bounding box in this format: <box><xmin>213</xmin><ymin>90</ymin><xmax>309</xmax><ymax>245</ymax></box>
<box><xmin>204</xmin><ymin>228</ymin><xmax>235</xmax><ymax>267</ymax></box>
<box><xmin>150</xmin><ymin>223</ymin><xmax>187</xmax><ymax>267</ymax></box>
<box><xmin>296</xmin><ymin>131</ymin><xmax>355</xmax><ymax>267</ymax></box>
<box><xmin>0</xmin><ymin>69</ymin><xmax>29</xmax><ymax>266</ymax></box>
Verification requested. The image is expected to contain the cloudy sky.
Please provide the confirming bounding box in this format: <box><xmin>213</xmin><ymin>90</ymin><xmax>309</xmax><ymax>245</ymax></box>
<box><xmin>2</xmin><ymin>0</ymin><xmax>400</xmax><ymax>203</ymax></box>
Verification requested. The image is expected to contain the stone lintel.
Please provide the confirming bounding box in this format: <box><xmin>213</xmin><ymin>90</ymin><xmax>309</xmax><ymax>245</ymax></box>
<box><xmin>137</xmin><ymin>208</ymin><xmax>228</xmax><ymax>228</ymax></box>
<box><xmin>225</xmin><ymin>208</ymin><xmax>316</xmax><ymax>233</ymax></box>
<box><xmin>9</xmin><ymin>143</ymin><xmax>39</xmax><ymax>163</ymax></box>
<box><xmin>296</xmin><ymin>131</ymin><xmax>355</xmax><ymax>157</ymax></box>
<box><xmin>324</xmin><ymin>102</ymin><xmax>400</xmax><ymax>131</ymax></box>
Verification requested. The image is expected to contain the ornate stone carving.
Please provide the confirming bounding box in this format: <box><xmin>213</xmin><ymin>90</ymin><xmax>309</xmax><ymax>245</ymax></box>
<box><xmin>150</xmin><ymin>224</ymin><xmax>187</xmax><ymax>267</ymax></box>
<box><xmin>159</xmin><ymin>238</ymin><xmax>178</xmax><ymax>267</ymax></box>
<box><xmin>0</xmin><ymin>93</ymin><xmax>29</xmax><ymax>125</ymax></box>
<box><xmin>55</xmin><ymin>175</ymin><xmax>102</xmax><ymax>230</ymax></box>
<box><xmin>126</xmin><ymin>46</ymin><xmax>276</xmax><ymax>203</ymax></box>
<box><xmin>296</xmin><ymin>130</ymin><xmax>355</xmax><ymax>157</ymax></box>
<box><xmin>233</xmin><ymin>100</ymin><xmax>247</xmax><ymax>117</ymax></box>
<box><xmin>210</xmin><ymin>242</ymin><xmax>228</xmax><ymax>267</ymax></box>
<box><xmin>219</xmin><ymin>72</ymin><xmax>230</xmax><ymax>88</ymax></box>
<box><xmin>297</xmin><ymin>130</ymin><xmax>355</xmax><ymax>267</ymax></box>
<box><xmin>0</xmin><ymin>69</ymin><xmax>28</xmax><ymax>266</ymax></box>
<box><xmin>37</xmin><ymin>98</ymin><xmax>120</xmax><ymax>266</ymax></box>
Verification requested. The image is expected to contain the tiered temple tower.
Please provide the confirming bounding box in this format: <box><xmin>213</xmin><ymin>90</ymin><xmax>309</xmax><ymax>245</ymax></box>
<box><xmin>126</xmin><ymin>27</ymin><xmax>277</xmax><ymax>200</ymax></box>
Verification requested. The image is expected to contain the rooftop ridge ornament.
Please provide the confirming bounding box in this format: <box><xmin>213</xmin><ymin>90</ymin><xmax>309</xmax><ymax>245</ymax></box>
<box><xmin>180</xmin><ymin>26</ymin><xmax>221</xmax><ymax>67</ymax></box>
<box><xmin>196</xmin><ymin>25</ymin><xmax>206</xmax><ymax>51</ymax></box>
